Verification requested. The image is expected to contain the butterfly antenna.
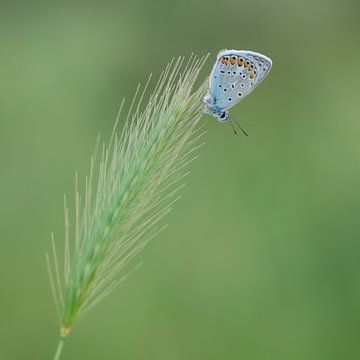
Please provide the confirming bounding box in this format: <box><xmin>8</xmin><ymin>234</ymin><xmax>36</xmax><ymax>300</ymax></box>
<box><xmin>233</xmin><ymin>116</ymin><xmax>248</xmax><ymax>136</ymax></box>
<box><xmin>230</xmin><ymin>120</ymin><xmax>238</xmax><ymax>135</ymax></box>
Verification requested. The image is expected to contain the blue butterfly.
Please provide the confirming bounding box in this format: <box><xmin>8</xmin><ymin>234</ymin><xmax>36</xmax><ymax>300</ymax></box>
<box><xmin>203</xmin><ymin>49</ymin><xmax>272</xmax><ymax>133</ymax></box>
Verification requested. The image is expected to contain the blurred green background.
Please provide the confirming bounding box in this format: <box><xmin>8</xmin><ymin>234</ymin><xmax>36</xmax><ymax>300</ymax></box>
<box><xmin>1</xmin><ymin>0</ymin><xmax>360</xmax><ymax>359</ymax></box>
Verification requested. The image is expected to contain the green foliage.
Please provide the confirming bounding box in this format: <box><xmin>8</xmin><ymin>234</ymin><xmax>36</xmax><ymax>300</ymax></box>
<box><xmin>46</xmin><ymin>55</ymin><xmax>208</xmax><ymax>343</ymax></box>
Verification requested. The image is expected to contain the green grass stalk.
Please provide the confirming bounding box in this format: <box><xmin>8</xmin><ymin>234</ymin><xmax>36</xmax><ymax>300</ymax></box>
<box><xmin>47</xmin><ymin>54</ymin><xmax>208</xmax><ymax>359</ymax></box>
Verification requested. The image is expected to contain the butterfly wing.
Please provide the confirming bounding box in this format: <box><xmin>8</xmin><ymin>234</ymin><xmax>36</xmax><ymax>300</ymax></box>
<box><xmin>234</xmin><ymin>50</ymin><xmax>272</xmax><ymax>84</ymax></box>
<box><xmin>209</xmin><ymin>49</ymin><xmax>272</xmax><ymax>111</ymax></box>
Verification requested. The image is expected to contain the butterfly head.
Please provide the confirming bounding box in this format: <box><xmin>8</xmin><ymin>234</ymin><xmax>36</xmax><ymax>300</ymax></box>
<box><xmin>218</xmin><ymin>111</ymin><xmax>229</xmax><ymax>123</ymax></box>
<box><xmin>207</xmin><ymin>106</ymin><xmax>229</xmax><ymax>123</ymax></box>
<box><xmin>203</xmin><ymin>94</ymin><xmax>229</xmax><ymax>123</ymax></box>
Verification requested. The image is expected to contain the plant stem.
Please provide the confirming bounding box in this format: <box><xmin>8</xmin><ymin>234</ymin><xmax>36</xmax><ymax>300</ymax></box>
<box><xmin>53</xmin><ymin>337</ymin><xmax>65</xmax><ymax>360</ymax></box>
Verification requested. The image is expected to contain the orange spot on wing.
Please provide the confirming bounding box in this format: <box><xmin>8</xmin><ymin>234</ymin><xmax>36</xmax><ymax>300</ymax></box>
<box><xmin>238</xmin><ymin>58</ymin><xmax>244</xmax><ymax>66</ymax></box>
<box><xmin>250</xmin><ymin>72</ymin><xmax>255</xmax><ymax>79</ymax></box>
<box><xmin>230</xmin><ymin>56</ymin><xmax>236</xmax><ymax>65</ymax></box>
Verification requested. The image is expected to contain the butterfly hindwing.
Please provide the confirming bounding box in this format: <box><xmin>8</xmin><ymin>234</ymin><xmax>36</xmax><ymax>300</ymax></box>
<box><xmin>234</xmin><ymin>50</ymin><xmax>272</xmax><ymax>84</ymax></box>
<box><xmin>209</xmin><ymin>50</ymin><xmax>272</xmax><ymax>111</ymax></box>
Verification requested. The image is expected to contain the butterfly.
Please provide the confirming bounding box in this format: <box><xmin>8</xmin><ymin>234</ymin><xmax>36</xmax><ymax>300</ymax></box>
<box><xmin>203</xmin><ymin>49</ymin><xmax>272</xmax><ymax>134</ymax></box>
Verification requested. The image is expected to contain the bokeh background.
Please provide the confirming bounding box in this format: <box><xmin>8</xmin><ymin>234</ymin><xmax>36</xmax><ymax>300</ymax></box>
<box><xmin>1</xmin><ymin>1</ymin><xmax>360</xmax><ymax>359</ymax></box>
